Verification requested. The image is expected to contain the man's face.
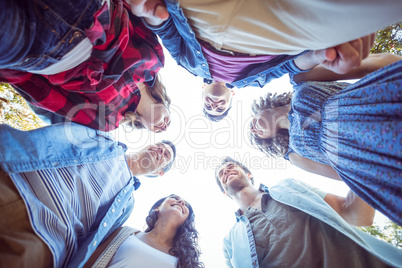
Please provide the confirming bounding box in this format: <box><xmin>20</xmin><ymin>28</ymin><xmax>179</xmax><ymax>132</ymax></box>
<box><xmin>138</xmin><ymin>142</ymin><xmax>174</xmax><ymax>176</ymax></box>
<box><xmin>202</xmin><ymin>82</ymin><xmax>232</xmax><ymax>116</ymax></box>
<box><xmin>217</xmin><ymin>162</ymin><xmax>251</xmax><ymax>196</ymax></box>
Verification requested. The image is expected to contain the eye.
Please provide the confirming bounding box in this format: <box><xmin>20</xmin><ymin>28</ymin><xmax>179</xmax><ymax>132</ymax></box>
<box><xmin>218</xmin><ymin>169</ymin><xmax>224</xmax><ymax>178</ymax></box>
<box><xmin>204</xmin><ymin>104</ymin><xmax>212</xmax><ymax>110</ymax></box>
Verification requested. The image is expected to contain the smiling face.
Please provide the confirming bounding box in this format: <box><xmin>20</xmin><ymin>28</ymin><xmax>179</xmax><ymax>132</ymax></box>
<box><xmin>141</xmin><ymin>104</ymin><xmax>171</xmax><ymax>133</ymax></box>
<box><xmin>138</xmin><ymin>142</ymin><xmax>174</xmax><ymax>176</ymax></box>
<box><xmin>202</xmin><ymin>82</ymin><xmax>232</xmax><ymax>116</ymax></box>
<box><xmin>157</xmin><ymin>195</ymin><xmax>190</xmax><ymax>227</ymax></box>
<box><xmin>216</xmin><ymin>162</ymin><xmax>252</xmax><ymax>196</ymax></box>
<box><xmin>250</xmin><ymin>107</ymin><xmax>291</xmax><ymax>139</ymax></box>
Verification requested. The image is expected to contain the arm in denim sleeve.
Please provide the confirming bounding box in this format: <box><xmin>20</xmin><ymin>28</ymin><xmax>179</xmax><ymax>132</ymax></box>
<box><xmin>249</xmin><ymin>56</ymin><xmax>310</xmax><ymax>88</ymax></box>
<box><xmin>143</xmin><ymin>17</ymin><xmax>204</xmax><ymax>77</ymax></box>
<box><xmin>0</xmin><ymin>0</ymin><xmax>34</xmax><ymax>68</ymax></box>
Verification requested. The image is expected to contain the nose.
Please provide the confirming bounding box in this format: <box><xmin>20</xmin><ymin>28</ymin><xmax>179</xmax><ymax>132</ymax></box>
<box><xmin>210</xmin><ymin>101</ymin><xmax>218</xmax><ymax>109</ymax></box>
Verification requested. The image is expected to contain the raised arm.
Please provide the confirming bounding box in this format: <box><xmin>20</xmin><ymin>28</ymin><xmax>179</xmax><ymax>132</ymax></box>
<box><xmin>294</xmin><ymin>33</ymin><xmax>376</xmax><ymax>75</ymax></box>
<box><xmin>293</xmin><ymin>53</ymin><xmax>402</xmax><ymax>83</ymax></box>
<box><xmin>324</xmin><ymin>191</ymin><xmax>375</xmax><ymax>227</ymax></box>
<box><xmin>288</xmin><ymin>153</ymin><xmax>342</xmax><ymax>181</ymax></box>
<box><xmin>289</xmin><ymin>153</ymin><xmax>375</xmax><ymax>226</ymax></box>
<box><xmin>128</xmin><ymin>0</ymin><xmax>204</xmax><ymax>77</ymax></box>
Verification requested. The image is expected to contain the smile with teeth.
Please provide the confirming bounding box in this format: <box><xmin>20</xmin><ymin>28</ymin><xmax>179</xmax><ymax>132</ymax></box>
<box><xmin>225</xmin><ymin>172</ymin><xmax>237</xmax><ymax>183</ymax></box>
<box><xmin>172</xmin><ymin>204</ymin><xmax>183</xmax><ymax>213</ymax></box>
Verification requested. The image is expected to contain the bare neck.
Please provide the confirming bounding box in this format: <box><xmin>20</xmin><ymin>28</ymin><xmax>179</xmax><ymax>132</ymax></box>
<box><xmin>124</xmin><ymin>153</ymin><xmax>147</xmax><ymax>177</ymax></box>
<box><xmin>137</xmin><ymin>219</ymin><xmax>178</xmax><ymax>255</ymax></box>
<box><xmin>232</xmin><ymin>186</ymin><xmax>264</xmax><ymax>213</ymax></box>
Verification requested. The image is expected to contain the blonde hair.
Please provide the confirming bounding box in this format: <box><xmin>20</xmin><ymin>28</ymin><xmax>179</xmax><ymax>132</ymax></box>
<box><xmin>122</xmin><ymin>74</ymin><xmax>170</xmax><ymax>130</ymax></box>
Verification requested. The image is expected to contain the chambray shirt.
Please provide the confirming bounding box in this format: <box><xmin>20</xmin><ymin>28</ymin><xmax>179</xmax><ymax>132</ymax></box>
<box><xmin>0</xmin><ymin>123</ymin><xmax>140</xmax><ymax>268</ymax></box>
<box><xmin>223</xmin><ymin>179</ymin><xmax>402</xmax><ymax>268</ymax></box>
<box><xmin>145</xmin><ymin>0</ymin><xmax>307</xmax><ymax>89</ymax></box>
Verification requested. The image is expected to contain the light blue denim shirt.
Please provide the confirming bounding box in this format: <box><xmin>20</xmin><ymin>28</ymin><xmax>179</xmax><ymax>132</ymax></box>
<box><xmin>0</xmin><ymin>123</ymin><xmax>140</xmax><ymax>267</ymax></box>
<box><xmin>223</xmin><ymin>179</ymin><xmax>402</xmax><ymax>268</ymax></box>
<box><xmin>145</xmin><ymin>0</ymin><xmax>307</xmax><ymax>89</ymax></box>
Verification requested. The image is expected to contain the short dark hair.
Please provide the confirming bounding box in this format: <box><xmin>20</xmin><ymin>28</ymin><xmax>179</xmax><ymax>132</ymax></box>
<box><xmin>145</xmin><ymin>140</ymin><xmax>176</xmax><ymax>178</ymax></box>
<box><xmin>214</xmin><ymin>156</ymin><xmax>254</xmax><ymax>194</ymax></box>
<box><xmin>161</xmin><ymin>140</ymin><xmax>176</xmax><ymax>174</ymax></box>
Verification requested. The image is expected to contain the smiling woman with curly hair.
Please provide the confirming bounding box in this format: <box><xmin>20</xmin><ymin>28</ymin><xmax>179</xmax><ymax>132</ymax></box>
<box><xmin>249</xmin><ymin>92</ymin><xmax>292</xmax><ymax>158</ymax></box>
<box><xmin>85</xmin><ymin>195</ymin><xmax>204</xmax><ymax>268</ymax></box>
<box><xmin>248</xmin><ymin>55</ymin><xmax>402</xmax><ymax>226</ymax></box>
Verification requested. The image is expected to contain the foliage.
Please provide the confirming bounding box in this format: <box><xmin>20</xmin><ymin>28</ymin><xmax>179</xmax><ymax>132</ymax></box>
<box><xmin>0</xmin><ymin>83</ymin><xmax>45</xmax><ymax>130</ymax></box>
<box><xmin>371</xmin><ymin>22</ymin><xmax>402</xmax><ymax>55</ymax></box>
<box><xmin>359</xmin><ymin>220</ymin><xmax>402</xmax><ymax>249</ymax></box>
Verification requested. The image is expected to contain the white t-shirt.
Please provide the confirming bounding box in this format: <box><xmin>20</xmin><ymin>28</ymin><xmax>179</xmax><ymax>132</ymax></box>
<box><xmin>107</xmin><ymin>234</ymin><xmax>178</xmax><ymax>268</ymax></box>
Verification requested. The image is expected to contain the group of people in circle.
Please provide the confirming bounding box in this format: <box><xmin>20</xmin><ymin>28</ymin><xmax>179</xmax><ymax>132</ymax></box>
<box><xmin>0</xmin><ymin>0</ymin><xmax>401</xmax><ymax>267</ymax></box>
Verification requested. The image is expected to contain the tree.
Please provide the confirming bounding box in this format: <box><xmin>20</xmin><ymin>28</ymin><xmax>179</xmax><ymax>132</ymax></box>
<box><xmin>371</xmin><ymin>22</ymin><xmax>402</xmax><ymax>55</ymax></box>
<box><xmin>0</xmin><ymin>83</ymin><xmax>45</xmax><ymax>131</ymax></box>
<box><xmin>359</xmin><ymin>220</ymin><xmax>402</xmax><ymax>249</ymax></box>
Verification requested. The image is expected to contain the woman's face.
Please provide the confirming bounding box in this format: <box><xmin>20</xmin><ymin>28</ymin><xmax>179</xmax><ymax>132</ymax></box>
<box><xmin>158</xmin><ymin>195</ymin><xmax>190</xmax><ymax>227</ymax></box>
<box><xmin>250</xmin><ymin>109</ymin><xmax>279</xmax><ymax>139</ymax></box>
<box><xmin>141</xmin><ymin>104</ymin><xmax>171</xmax><ymax>133</ymax></box>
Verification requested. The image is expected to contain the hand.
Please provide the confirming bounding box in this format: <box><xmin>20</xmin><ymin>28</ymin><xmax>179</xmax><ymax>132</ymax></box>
<box><xmin>312</xmin><ymin>33</ymin><xmax>376</xmax><ymax>74</ymax></box>
<box><xmin>126</xmin><ymin>0</ymin><xmax>169</xmax><ymax>26</ymax></box>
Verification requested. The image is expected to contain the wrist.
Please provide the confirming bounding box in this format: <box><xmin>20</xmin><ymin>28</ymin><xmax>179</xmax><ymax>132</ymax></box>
<box><xmin>294</xmin><ymin>51</ymin><xmax>319</xmax><ymax>71</ymax></box>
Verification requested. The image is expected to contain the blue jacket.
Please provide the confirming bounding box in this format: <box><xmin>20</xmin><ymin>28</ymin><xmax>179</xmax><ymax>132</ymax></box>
<box><xmin>146</xmin><ymin>0</ymin><xmax>306</xmax><ymax>89</ymax></box>
<box><xmin>223</xmin><ymin>179</ymin><xmax>402</xmax><ymax>268</ymax></box>
<box><xmin>0</xmin><ymin>123</ymin><xmax>140</xmax><ymax>267</ymax></box>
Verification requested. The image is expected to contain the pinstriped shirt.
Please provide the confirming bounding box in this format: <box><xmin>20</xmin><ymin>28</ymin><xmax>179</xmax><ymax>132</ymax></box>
<box><xmin>0</xmin><ymin>123</ymin><xmax>140</xmax><ymax>267</ymax></box>
<box><xmin>10</xmin><ymin>157</ymin><xmax>140</xmax><ymax>268</ymax></box>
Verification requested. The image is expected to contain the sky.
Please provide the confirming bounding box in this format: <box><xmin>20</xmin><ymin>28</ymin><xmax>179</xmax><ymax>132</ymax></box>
<box><xmin>112</xmin><ymin>48</ymin><xmax>388</xmax><ymax>267</ymax></box>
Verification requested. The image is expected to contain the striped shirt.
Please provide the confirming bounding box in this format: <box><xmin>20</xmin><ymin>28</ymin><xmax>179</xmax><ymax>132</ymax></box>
<box><xmin>0</xmin><ymin>122</ymin><xmax>142</xmax><ymax>267</ymax></box>
<box><xmin>11</xmin><ymin>159</ymin><xmax>140</xmax><ymax>268</ymax></box>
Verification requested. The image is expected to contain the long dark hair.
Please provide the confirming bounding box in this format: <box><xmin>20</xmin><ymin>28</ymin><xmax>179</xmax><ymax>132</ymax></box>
<box><xmin>145</xmin><ymin>196</ymin><xmax>204</xmax><ymax>268</ymax></box>
<box><xmin>249</xmin><ymin>92</ymin><xmax>292</xmax><ymax>157</ymax></box>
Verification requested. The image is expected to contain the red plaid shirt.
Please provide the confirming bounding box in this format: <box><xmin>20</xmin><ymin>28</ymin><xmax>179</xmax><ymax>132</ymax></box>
<box><xmin>0</xmin><ymin>0</ymin><xmax>164</xmax><ymax>131</ymax></box>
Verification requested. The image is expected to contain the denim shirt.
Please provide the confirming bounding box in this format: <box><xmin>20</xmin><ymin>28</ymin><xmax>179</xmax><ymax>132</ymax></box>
<box><xmin>0</xmin><ymin>0</ymin><xmax>102</xmax><ymax>71</ymax></box>
<box><xmin>0</xmin><ymin>123</ymin><xmax>140</xmax><ymax>267</ymax></box>
<box><xmin>145</xmin><ymin>0</ymin><xmax>307</xmax><ymax>88</ymax></box>
<box><xmin>223</xmin><ymin>179</ymin><xmax>402</xmax><ymax>268</ymax></box>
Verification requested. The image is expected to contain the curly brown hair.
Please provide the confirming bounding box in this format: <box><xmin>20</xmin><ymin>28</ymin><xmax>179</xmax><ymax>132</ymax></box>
<box><xmin>249</xmin><ymin>92</ymin><xmax>292</xmax><ymax>158</ymax></box>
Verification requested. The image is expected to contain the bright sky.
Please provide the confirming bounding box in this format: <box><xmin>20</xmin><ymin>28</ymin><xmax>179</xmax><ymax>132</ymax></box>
<box><xmin>113</xmin><ymin>48</ymin><xmax>388</xmax><ymax>267</ymax></box>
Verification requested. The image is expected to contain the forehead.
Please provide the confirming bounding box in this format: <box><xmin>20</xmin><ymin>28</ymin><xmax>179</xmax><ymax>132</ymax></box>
<box><xmin>166</xmin><ymin>194</ymin><xmax>189</xmax><ymax>206</ymax></box>
<box><xmin>217</xmin><ymin>161</ymin><xmax>237</xmax><ymax>173</ymax></box>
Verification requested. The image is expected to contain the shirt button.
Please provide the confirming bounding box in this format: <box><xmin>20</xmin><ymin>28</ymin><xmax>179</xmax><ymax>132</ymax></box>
<box><xmin>202</xmin><ymin>63</ymin><xmax>206</xmax><ymax>66</ymax></box>
<box><xmin>103</xmin><ymin>222</ymin><xmax>107</xmax><ymax>227</ymax></box>
<box><xmin>117</xmin><ymin>199</ymin><xmax>121</xmax><ymax>202</ymax></box>
<box><xmin>93</xmin><ymin>241</ymin><xmax>97</xmax><ymax>247</ymax></box>
<box><xmin>243</xmin><ymin>81</ymin><xmax>247</xmax><ymax>83</ymax></box>
<box><xmin>112</xmin><ymin>208</ymin><xmax>115</xmax><ymax>213</ymax></box>
<box><xmin>196</xmin><ymin>50</ymin><xmax>201</xmax><ymax>54</ymax></box>
<box><xmin>73</xmin><ymin>31</ymin><xmax>82</xmax><ymax>38</ymax></box>
<box><xmin>123</xmin><ymin>190</ymin><xmax>127</xmax><ymax>193</ymax></box>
